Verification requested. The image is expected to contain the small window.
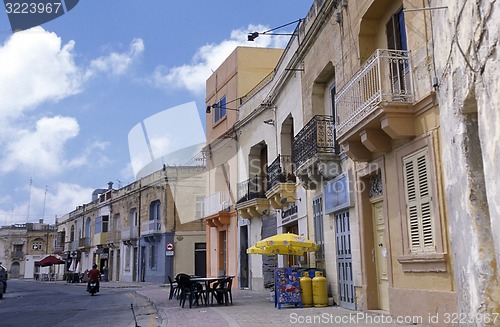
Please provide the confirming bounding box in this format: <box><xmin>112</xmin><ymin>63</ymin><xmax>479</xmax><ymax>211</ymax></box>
<box><xmin>195</xmin><ymin>195</ymin><xmax>205</xmax><ymax>219</ymax></box>
<box><xmin>102</xmin><ymin>215</ymin><xmax>109</xmax><ymax>233</ymax></box>
<box><xmin>95</xmin><ymin>217</ymin><xmax>102</xmax><ymax>234</ymax></box>
<box><xmin>313</xmin><ymin>196</ymin><xmax>325</xmax><ymax>261</ymax></box>
<box><xmin>330</xmin><ymin>83</ymin><xmax>340</xmax><ymax>154</ymax></box>
<box><xmin>149</xmin><ymin>244</ymin><xmax>157</xmax><ymax>268</ymax></box>
<box><xmin>213</xmin><ymin>96</ymin><xmax>227</xmax><ymax>123</ymax></box>
<box><xmin>150</xmin><ymin>200</ymin><xmax>161</xmax><ymax>221</ymax></box>
<box><xmin>32</xmin><ymin>239</ymin><xmax>43</xmax><ymax>251</ymax></box>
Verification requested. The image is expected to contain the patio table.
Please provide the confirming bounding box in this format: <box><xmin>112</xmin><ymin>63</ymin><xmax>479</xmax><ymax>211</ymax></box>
<box><xmin>190</xmin><ymin>276</ymin><xmax>227</xmax><ymax>306</ymax></box>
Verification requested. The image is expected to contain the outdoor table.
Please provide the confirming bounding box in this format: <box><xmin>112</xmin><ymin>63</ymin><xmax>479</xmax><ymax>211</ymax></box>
<box><xmin>190</xmin><ymin>276</ymin><xmax>226</xmax><ymax>306</ymax></box>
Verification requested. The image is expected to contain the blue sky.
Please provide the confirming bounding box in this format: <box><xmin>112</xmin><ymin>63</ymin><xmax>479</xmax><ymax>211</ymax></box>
<box><xmin>0</xmin><ymin>1</ymin><xmax>313</xmax><ymax>225</ymax></box>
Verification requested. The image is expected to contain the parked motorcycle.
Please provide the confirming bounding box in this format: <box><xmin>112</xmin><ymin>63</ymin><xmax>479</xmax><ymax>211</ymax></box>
<box><xmin>0</xmin><ymin>263</ymin><xmax>7</xmax><ymax>299</ymax></box>
<box><xmin>88</xmin><ymin>280</ymin><xmax>98</xmax><ymax>296</ymax></box>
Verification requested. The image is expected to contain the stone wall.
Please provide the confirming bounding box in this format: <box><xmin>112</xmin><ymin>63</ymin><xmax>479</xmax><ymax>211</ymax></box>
<box><xmin>432</xmin><ymin>0</ymin><xmax>500</xmax><ymax>320</ymax></box>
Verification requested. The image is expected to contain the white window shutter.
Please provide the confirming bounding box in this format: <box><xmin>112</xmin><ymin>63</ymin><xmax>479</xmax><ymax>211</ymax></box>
<box><xmin>416</xmin><ymin>152</ymin><xmax>435</xmax><ymax>251</ymax></box>
<box><xmin>403</xmin><ymin>149</ymin><xmax>435</xmax><ymax>253</ymax></box>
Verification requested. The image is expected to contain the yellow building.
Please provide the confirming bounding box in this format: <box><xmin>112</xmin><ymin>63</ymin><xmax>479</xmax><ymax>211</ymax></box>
<box><xmin>204</xmin><ymin>46</ymin><xmax>284</xmax><ymax>285</ymax></box>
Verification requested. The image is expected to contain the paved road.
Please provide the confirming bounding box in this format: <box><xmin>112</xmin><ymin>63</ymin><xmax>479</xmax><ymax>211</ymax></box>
<box><xmin>0</xmin><ymin>279</ymin><xmax>158</xmax><ymax>327</ymax></box>
<box><xmin>2</xmin><ymin>280</ymin><xmax>433</xmax><ymax>327</ymax></box>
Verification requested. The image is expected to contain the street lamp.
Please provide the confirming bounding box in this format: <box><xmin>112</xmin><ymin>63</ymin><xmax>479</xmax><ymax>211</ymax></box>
<box><xmin>247</xmin><ymin>18</ymin><xmax>303</xmax><ymax>41</ymax></box>
<box><xmin>205</xmin><ymin>103</ymin><xmax>239</xmax><ymax>114</ymax></box>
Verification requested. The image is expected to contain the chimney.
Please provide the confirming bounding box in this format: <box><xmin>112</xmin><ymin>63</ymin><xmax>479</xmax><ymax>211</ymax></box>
<box><xmin>108</xmin><ymin>181</ymin><xmax>114</xmax><ymax>189</ymax></box>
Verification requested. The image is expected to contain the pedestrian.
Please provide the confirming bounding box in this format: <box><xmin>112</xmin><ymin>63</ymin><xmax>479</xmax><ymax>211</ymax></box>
<box><xmin>87</xmin><ymin>264</ymin><xmax>100</xmax><ymax>292</ymax></box>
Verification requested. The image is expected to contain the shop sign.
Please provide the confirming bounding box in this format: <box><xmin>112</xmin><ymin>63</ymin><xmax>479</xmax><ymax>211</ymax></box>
<box><xmin>324</xmin><ymin>172</ymin><xmax>352</xmax><ymax>214</ymax></box>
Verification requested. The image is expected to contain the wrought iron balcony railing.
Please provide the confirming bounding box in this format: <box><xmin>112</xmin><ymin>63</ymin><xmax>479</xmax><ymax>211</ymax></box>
<box><xmin>237</xmin><ymin>176</ymin><xmax>267</xmax><ymax>204</ymax></box>
<box><xmin>204</xmin><ymin>191</ymin><xmax>231</xmax><ymax>217</ymax></box>
<box><xmin>11</xmin><ymin>251</ymin><xmax>24</xmax><ymax>259</ymax></box>
<box><xmin>293</xmin><ymin>115</ymin><xmax>337</xmax><ymax>170</ymax></box>
<box><xmin>267</xmin><ymin>155</ymin><xmax>296</xmax><ymax>191</ymax></box>
<box><xmin>335</xmin><ymin>49</ymin><xmax>413</xmax><ymax>138</ymax></box>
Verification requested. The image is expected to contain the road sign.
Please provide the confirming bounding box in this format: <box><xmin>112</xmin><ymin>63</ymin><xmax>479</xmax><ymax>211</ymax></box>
<box><xmin>166</xmin><ymin>242</ymin><xmax>174</xmax><ymax>251</ymax></box>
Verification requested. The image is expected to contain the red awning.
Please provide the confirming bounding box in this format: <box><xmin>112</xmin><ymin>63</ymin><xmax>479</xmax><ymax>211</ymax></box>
<box><xmin>34</xmin><ymin>255</ymin><xmax>65</xmax><ymax>267</ymax></box>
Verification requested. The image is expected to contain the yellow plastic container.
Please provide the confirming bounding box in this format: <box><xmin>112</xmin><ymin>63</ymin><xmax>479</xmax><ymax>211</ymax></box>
<box><xmin>312</xmin><ymin>271</ymin><xmax>328</xmax><ymax>307</ymax></box>
<box><xmin>299</xmin><ymin>272</ymin><xmax>313</xmax><ymax>307</ymax></box>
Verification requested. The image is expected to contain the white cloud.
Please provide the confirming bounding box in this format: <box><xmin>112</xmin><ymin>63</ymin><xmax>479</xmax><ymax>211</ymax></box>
<box><xmin>46</xmin><ymin>183</ymin><xmax>94</xmax><ymax>218</ymax></box>
<box><xmin>153</xmin><ymin>24</ymin><xmax>290</xmax><ymax>94</ymax></box>
<box><xmin>0</xmin><ymin>28</ymin><xmax>142</xmax><ymax>177</ymax></box>
<box><xmin>0</xmin><ymin>27</ymin><xmax>82</xmax><ymax>125</ymax></box>
<box><xmin>0</xmin><ymin>116</ymin><xmax>79</xmax><ymax>174</ymax></box>
<box><xmin>0</xmin><ymin>183</ymin><xmax>94</xmax><ymax>225</ymax></box>
<box><xmin>86</xmin><ymin>38</ymin><xmax>144</xmax><ymax>78</ymax></box>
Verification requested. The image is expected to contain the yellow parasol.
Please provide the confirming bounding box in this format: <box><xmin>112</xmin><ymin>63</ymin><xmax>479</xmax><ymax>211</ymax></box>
<box><xmin>246</xmin><ymin>244</ymin><xmax>311</xmax><ymax>256</ymax></box>
<box><xmin>255</xmin><ymin>233</ymin><xmax>320</xmax><ymax>254</ymax></box>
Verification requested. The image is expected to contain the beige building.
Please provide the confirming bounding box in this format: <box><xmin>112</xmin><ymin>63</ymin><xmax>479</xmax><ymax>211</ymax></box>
<box><xmin>0</xmin><ymin>221</ymin><xmax>57</xmax><ymax>279</ymax></box>
<box><xmin>114</xmin><ymin>166</ymin><xmax>206</xmax><ymax>283</ymax></box>
<box><xmin>204</xmin><ymin>46</ymin><xmax>284</xmax><ymax>286</ymax></box>
<box><xmin>56</xmin><ymin>165</ymin><xmax>206</xmax><ymax>284</ymax></box>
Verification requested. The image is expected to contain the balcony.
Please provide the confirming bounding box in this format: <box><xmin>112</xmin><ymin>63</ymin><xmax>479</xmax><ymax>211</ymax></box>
<box><xmin>293</xmin><ymin>115</ymin><xmax>340</xmax><ymax>189</ymax></box>
<box><xmin>121</xmin><ymin>226</ymin><xmax>139</xmax><ymax>240</ymax></box>
<box><xmin>78</xmin><ymin>237</ymin><xmax>90</xmax><ymax>249</ymax></box>
<box><xmin>335</xmin><ymin>49</ymin><xmax>415</xmax><ymax>160</ymax></box>
<box><xmin>204</xmin><ymin>191</ymin><xmax>231</xmax><ymax>217</ymax></box>
<box><xmin>266</xmin><ymin>155</ymin><xmax>297</xmax><ymax>209</ymax></box>
<box><xmin>93</xmin><ymin>233</ymin><xmax>108</xmax><ymax>245</ymax></box>
<box><xmin>204</xmin><ymin>192</ymin><xmax>231</xmax><ymax>227</ymax></box>
<box><xmin>235</xmin><ymin>176</ymin><xmax>270</xmax><ymax>219</ymax></box>
<box><xmin>141</xmin><ymin>220</ymin><xmax>161</xmax><ymax>236</ymax></box>
<box><xmin>11</xmin><ymin>251</ymin><xmax>25</xmax><ymax>259</ymax></box>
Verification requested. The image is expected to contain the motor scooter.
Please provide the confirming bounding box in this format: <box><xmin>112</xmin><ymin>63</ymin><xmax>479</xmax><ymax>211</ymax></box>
<box><xmin>88</xmin><ymin>280</ymin><xmax>98</xmax><ymax>296</ymax></box>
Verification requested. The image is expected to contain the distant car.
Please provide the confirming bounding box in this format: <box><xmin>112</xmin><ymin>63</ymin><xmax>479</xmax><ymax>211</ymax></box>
<box><xmin>0</xmin><ymin>263</ymin><xmax>7</xmax><ymax>298</ymax></box>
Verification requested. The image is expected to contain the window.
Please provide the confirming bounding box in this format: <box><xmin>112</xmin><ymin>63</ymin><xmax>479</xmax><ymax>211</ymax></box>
<box><xmin>125</xmin><ymin>246</ymin><xmax>131</xmax><ymax>270</ymax></box>
<box><xmin>396</xmin><ymin>137</ymin><xmax>446</xmax><ymax>272</ymax></box>
<box><xmin>386</xmin><ymin>7</ymin><xmax>407</xmax><ymax>51</ymax></box>
<box><xmin>313</xmin><ymin>196</ymin><xmax>325</xmax><ymax>261</ymax></box>
<box><xmin>102</xmin><ymin>215</ymin><xmax>109</xmax><ymax>232</ymax></box>
<box><xmin>149</xmin><ymin>244</ymin><xmax>157</xmax><ymax>269</ymax></box>
<box><xmin>213</xmin><ymin>96</ymin><xmax>227</xmax><ymax>123</ymax></box>
<box><xmin>150</xmin><ymin>200</ymin><xmax>161</xmax><ymax>221</ymax></box>
<box><xmin>402</xmin><ymin>148</ymin><xmax>435</xmax><ymax>253</ymax></box>
<box><xmin>13</xmin><ymin>244</ymin><xmax>23</xmax><ymax>254</ymax></box>
<box><xmin>95</xmin><ymin>215</ymin><xmax>109</xmax><ymax>234</ymax></box>
<box><xmin>386</xmin><ymin>8</ymin><xmax>409</xmax><ymax>94</ymax></box>
<box><xmin>129</xmin><ymin>208</ymin><xmax>138</xmax><ymax>227</ymax></box>
<box><xmin>330</xmin><ymin>83</ymin><xmax>340</xmax><ymax>154</ymax></box>
<box><xmin>32</xmin><ymin>239</ymin><xmax>43</xmax><ymax>251</ymax></box>
<box><xmin>70</xmin><ymin>225</ymin><xmax>75</xmax><ymax>241</ymax></box>
<box><xmin>195</xmin><ymin>195</ymin><xmax>204</xmax><ymax>219</ymax></box>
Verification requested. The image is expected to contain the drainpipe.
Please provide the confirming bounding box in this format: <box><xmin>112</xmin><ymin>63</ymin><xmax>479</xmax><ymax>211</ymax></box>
<box><xmin>138</xmin><ymin>179</ymin><xmax>142</xmax><ymax>282</ymax></box>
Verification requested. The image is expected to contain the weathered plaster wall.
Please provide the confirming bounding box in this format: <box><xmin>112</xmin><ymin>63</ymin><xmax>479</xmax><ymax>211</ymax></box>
<box><xmin>432</xmin><ymin>0</ymin><xmax>500</xmax><ymax>320</ymax></box>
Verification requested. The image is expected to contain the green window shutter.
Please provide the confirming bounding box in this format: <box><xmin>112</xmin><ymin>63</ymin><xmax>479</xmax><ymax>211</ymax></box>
<box><xmin>403</xmin><ymin>149</ymin><xmax>435</xmax><ymax>253</ymax></box>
